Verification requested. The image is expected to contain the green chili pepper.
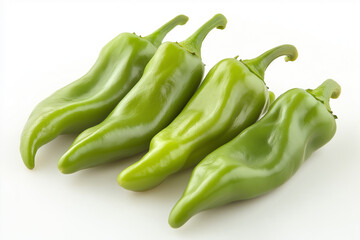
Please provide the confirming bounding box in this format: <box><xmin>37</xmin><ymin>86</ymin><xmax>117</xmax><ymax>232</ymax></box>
<box><xmin>168</xmin><ymin>79</ymin><xmax>341</xmax><ymax>228</ymax></box>
<box><xmin>57</xmin><ymin>14</ymin><xmax>228</xmax><ymax>174</ymax></box>
<box><xmin>20</xmin><ymin>15</ymin><xmax>188</xmax><ymax>170</ymax></box>
<box><xmin>117</xmin><ymin>44</ymin><xmax>298</xmax><ymax>191</ymax></box>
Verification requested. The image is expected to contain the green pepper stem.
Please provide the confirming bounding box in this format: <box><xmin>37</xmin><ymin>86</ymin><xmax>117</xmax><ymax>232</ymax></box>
<box><xmin>144</xmin><ymin>15</ymin><xmax>189</xmax><ymax>48</ymax></box>
<box><xmin>242</xmin><ymin>44</ymin><xmax>298</xmax><ymax>80</ymax></box>
<box><xmin>179</xmin><ymin>14</ymin><xmax>227</xmax><ymax>57</ymax></box>
<box><xmin>307</xmin><ymin>79</ymin><xmax>341</xmax><ymax>112</ymax></box>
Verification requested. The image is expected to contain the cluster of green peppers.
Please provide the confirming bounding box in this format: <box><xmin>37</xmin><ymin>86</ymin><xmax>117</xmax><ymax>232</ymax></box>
<box><xmin>20</xmin><ymin>14</ymin><xmax>341</xmax><ymax>228</ymax></box>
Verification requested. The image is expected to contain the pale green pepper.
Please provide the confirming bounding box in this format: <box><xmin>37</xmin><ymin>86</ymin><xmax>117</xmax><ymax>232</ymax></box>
<box><xmin>20</xmin><ymin>15</ymin><xmax>189</xmax><ymax>169</ymax></box>
<box><xmin>169</xmin><ymin>79</ymin><xmax>341</xmax><ymax>228</ymax></box>
<box><xmin>118</xmin><ymin>44</ymin><xmax>298</xmax><ymax>191</ymax></box>
<box><xmin>57</xmin><ymin>14</ymin><xmax>227</xmax><ymax>174</ymax></box>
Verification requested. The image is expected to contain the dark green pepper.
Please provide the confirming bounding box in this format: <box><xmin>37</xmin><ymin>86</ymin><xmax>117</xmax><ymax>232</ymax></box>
<box><xmin>57</xmin><ymin>14</ymin><xmax>228</xmax><ymax>174</ymax></box>
<box><xmin>118</xmin><ymin>45</ymin><xmax>298</xmax><ymax>191</ymax></box>
<box><xmin>169</xmin><ymin>79</ymin><xmax>341</xmax><ymax>228</ymax></box>
<box><xmin>20</xmin><ymin>15</ymin><xmax>188</xmax><ymax>169</ymax></box>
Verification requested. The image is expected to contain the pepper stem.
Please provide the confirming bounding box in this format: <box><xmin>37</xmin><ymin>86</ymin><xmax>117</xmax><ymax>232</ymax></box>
<box><xmin>179</xmin><ymin>14</ymin><xmax>227</xmax><ymax>57</ymax></box>
<box><xmin>242</xmin><ymin>44</ymin><xmax>298</xmax><ymax>80</ymax></box>
<box><xmin>144</xmin><ymin>15</ymin><xmax>189</xmax><ymax>48</ymax></box>
<box><xmin>307</xmin><ymin>79</ymin><xmax>341</xmax><ymax>113</ymax></box>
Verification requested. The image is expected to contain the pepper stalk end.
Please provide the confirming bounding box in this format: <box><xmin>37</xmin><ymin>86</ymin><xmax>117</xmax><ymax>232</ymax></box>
<box><xmin>242</xmin><ymin>44</ymin><xmax>298</xmax><ymax>80</ymax></box>
<box><xmin>307</xmin><ymin>79</ymin><xmax>341</xmax><ymax>114</ymax></box>
<box><xmin>179</xmin><ymin>14</ymin><xmax>227</xmax><ymax>57</ymax></box>
<box><xmin>144</xmin><ymin>14</ymin><xmax>189</xmax><ymax>48</ymax></box>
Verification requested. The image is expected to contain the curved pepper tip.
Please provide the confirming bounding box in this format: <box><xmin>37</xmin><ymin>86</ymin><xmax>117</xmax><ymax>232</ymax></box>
<box><xmin>117</xmin><ymin>171</ymin><xmax>129</xmax><ymax>189</ymax></box>
<box><xmin>57</xmin><ymin>162</ymin><xmax>71</xmax><ymax>174</ymax></box>
<box><xmin>168</xmin><ymin>212</ymin><xmax>184</xmax><ymax>228</ymax></box>
<box><xmin>57</xmin><ymin>164</ymin><xmax>77</xmax><ymax>174</ymax></box>
<box><xmin>168</xmin><ymin>216</ymin><xmax>184</xmax><ymax>229</ymax></box>
<box><xmin>22</xmin><ymin>153</ymin><xmax>35</xmax><ymax>169</ymax></box>
<box><xmin>57</xmin><ymin>152</ymin><xmax>78</xmax><ymax>174</ymax></box>
<box><xmin>168</xmin><ymin>201</ymin><xmax>192</xmax><ymax>228</ymax></box>
<box><xmin>118</xmin><ymin>148</ymin><xmax>178</xmax><ymax>191</ymax></box>
<box><xmin>23</xmin><ymin>156</ymin><xmax>35</xmax><ymax>170</ymax></box>
<box><xmin>117</xmin><ymin>169</ymin><xmax>149</xmax><ymax>192</ymax></box>
<box><xmin>20</xmin><ymin>139</ymin><xmax>36</xmax><ymax>170</ymax></box>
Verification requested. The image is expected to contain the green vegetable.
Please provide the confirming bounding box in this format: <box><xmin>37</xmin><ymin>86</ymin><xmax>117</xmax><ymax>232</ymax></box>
<box><xmin>118</xmin><ymin>45</ymin><xmax>298</xmax><ymax>191</ymax></box>
<box><xmin>169</xmin><ymin>79</ymin><xmax>341</xmax><ymax>228</ymax></box>
<box><xmin>20</xmin><ymin>15</ymin><xmax>188</xmax><ymax>169</ymax></box>
<box><xmin>57</xmin><ymin>14</ymin><xmax>228</xmax><ymax>174</ymax></box>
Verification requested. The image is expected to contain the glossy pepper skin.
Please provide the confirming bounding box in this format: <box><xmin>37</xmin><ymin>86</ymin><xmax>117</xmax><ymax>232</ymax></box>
<box><xmin>169</xmin><ymin>79</ymin><xmax>341</xmax><ymax>228</ymax></box>
<box><xmin>20</xmin><ymin>15</ymin><xmax>188</xmax><ymax>170</ymax></box>
<box><xmin>118</xmin><ymin>45</ymin><xmax>298</xmax><ymax>191</ymax></box>
<box><xmin>57</xmin><ymin>14</ymin><xmax>228</xmax><ymax>174</ymax></box>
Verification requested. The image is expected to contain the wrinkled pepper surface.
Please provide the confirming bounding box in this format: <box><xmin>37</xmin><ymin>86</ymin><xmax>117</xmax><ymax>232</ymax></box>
<box><xmin>57</xmin><ymin>14</ymin><xmax>228</xmax><ymax>174</ymax></box>
<box><xmin>169</xmin><ymin>79</ymin><xmax>341</xmax><ymax>228</ymax></box>
<box><xmin>118</xmin><ymin>45</ymin><xmax>298</xmax><ymax>191</ymax></box>
<box><xmin>20</xmin><ymin>15</ymin><xmax>189</xmax><ymax>169</ymax></box>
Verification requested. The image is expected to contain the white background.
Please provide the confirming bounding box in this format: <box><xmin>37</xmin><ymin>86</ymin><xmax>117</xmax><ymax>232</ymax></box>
<box><xmin>1</xmin><ymin>0</ymin><xmax>360</xmax><ymax>239</ymax></box>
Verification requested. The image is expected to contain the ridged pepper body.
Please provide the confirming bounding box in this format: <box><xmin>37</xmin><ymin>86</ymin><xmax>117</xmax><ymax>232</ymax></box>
<box><xmin>169</xmin><ymin>79</ymin><xmax>341</xmax><ymax>228</ymax></box>
<box><xmin>20</xmin><ymin>15</ymin><xmax>189</xmax><ymax>169</ymax></box>
<box><xmin>118</xmin><ymin>45</ymin><xmax>298</xmax><ymax>191</ymax></box>
<box><xmin>57</xmin><ymin>14</ymin><xmax>228</xmax><ymax>173</ymax></box>
<box><xmin>58</xmin><ymin>42</ymin><xmax>204</xmax><ymax>173</ymax></box>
